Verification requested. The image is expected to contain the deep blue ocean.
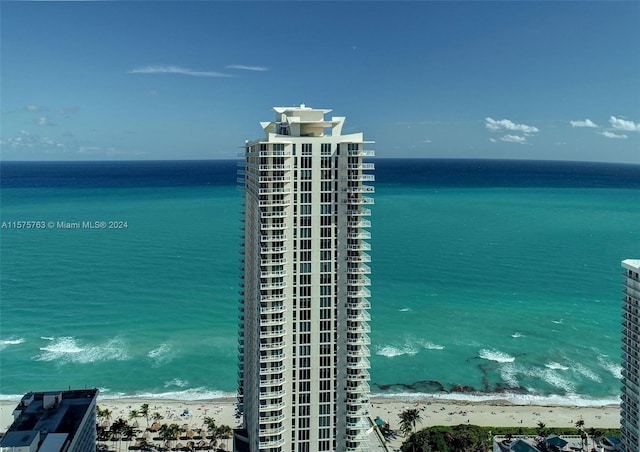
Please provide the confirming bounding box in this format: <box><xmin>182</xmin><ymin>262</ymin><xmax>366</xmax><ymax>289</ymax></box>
<box><xmin>1</xmin><ymin>159</ymin><xmax>639</xmax><ymax>405</ymax></box>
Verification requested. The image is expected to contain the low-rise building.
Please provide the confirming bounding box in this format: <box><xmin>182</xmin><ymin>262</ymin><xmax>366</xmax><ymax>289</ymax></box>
<box><xmin>0</xmin><ymin>389</ymin><xmax>98</xmax><ymax>452</ymax></box>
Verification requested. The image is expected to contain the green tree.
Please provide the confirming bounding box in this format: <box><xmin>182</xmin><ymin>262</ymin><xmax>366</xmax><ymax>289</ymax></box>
<box><xmin>203</xmin><ymin>416</ymin><xmax>217</xmax><ymax>439</ymax></box>
<box><xmin>399</xmin><ymin>408</ymin><xmax>423</xmax><ymax>436</ymax></box>
<box><xmin>139</xmin><ymin>403</ymin><xmax>150</xmax><ymax>427</ymax></box>
<box><xmin>537</xmin><ymin>421</ymin><xmax>547</xmax><ymax>437</ymax></box>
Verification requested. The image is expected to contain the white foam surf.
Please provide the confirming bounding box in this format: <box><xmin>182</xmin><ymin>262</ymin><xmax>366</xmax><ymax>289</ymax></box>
<box><xmin>545</xmin><ymin>362</ymin><xmax>569</xmax><ymax>371</ymax></box>
<box><xmin>0</xmin><ymin>338</ymin><xmax>25</xmax><ymax>351</ymax></box>
<box><xmin>375</xmin><ymin>344</ymin><xmax>418</xmax><ymax>358</ymax></box>
<box><xmin>479</xmin><ymin>349</ymin><xmax>515</xmax><ymax>363</ymax></box>
<box><xmin>598</xmin><ymin>355</ymin><xmax>622</xmax><ymax>380</ymax></box>
<box><xmin>35</xmin><ymin>336</ymin><xmax>129</xmax><ymax>363</ymax></box>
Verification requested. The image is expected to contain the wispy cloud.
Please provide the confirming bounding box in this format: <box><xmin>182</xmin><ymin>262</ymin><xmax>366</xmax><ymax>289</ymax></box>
<box><xmin>129</xmin><ymin>65</ymin><xmax>231</xmax><ymax>77</ymax></box>
<box><xmin>36</xmin><ymin>116</ymin><xmax>55</xmax><ymax>126</ymax></box>
<box><xmin>500</xmin><ymin>134</ymin><xmax>528</xmax><ymax>144</ymax></box>
<box><xmin>601</xmin><ymin>131</ymin><xmax>628</xmax><ymax>139</ymax></box>
<box><xmin>26</xmin><ymin>104</ymin><xmax>44</xmax><ymax>112</ymax></box>
<box><xmin>610</xmin><ymin>116</ymin><xmax>640</xmax><ymax>132</ymax></box>
<box><xmin>485</xmin><ymin>117</ymin><xmax>539</xmax><ymax>134</ymax></box>
<box><xmin>226</xmin><ymin>64</ymin><xmax>269</xmax><ymax>72</ymax></box>
<box><xmin>570</xmin><ymin>119</ymin><xmax>598</xmax><ymax>128</ymax></box>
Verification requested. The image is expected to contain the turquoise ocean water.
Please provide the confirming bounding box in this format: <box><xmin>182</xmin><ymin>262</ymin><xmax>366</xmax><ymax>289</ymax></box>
<box><xmin>1</xmin><ymin>159</ymin><xmax>639</xmax><ymax>405</ymax></box>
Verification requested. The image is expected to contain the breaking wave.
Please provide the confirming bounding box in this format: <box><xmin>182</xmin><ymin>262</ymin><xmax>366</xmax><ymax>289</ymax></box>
<box><xmin>35</xmin><ymin>336</ymin><xmax>129</xmax><ymax>363</ymax></box>
<box><xmin>479</xmin><ymin>349</ymin><xmax>515</xmax><ymax>363</ymax></box>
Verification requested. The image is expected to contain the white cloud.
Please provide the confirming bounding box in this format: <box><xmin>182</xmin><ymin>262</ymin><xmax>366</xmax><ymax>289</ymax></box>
<box><xmin>489</xmin><ymin>137</ymin><xmax>497</xmax><ymax>143</ymax></box>
<box><xmin>601</xmin><ymin>131</ymin><xmax>628</xmax><ymax>139</ymax></box>
<box><xmin>226</xmin><ymin>64</ymin><xmax>268</xmax><ymax>72</ymax></box>
<box><xmin>570</xmin><ymin>119</ymin><xmax>598</xmax><ymax>128</ymax></box>
<box><xmin>500</xmin><ymin>134</ymin><xmax>527</xmax><ymax>144</ymax></box>
<box><xmin>129</xmin><ymin>65</ymin><xmax>231</xmax><ymax>77</ymax></box>
<box><xmin>485</xmin><ymin>117</ymin><xmax>539</xmax><ymax>134</ymax></box>
<box><xmin>609</xmin><ymin>116</ymin><xmax>640</xmax><ymax>132</ymax></box>
<box><xmin>2</xmin><ymin>130</ymin><xmax>65</xmax><ymax>150</ymax></box>
<box><xmin>25</xmin><ymin>104</ymin><xmax>44</xmax><ymax>112</ymax></box>
<box><xmin>36</xmin><ymin>116</ymin><xmax>55</xmax><ymax>126</ymax></box>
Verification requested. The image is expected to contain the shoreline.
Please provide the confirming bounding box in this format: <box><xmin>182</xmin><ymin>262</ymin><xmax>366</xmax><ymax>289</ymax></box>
<box><xmin>1</xmin><ymin>393</ymin><xmax>620</xmax><ymax>434</ymax></box>
<box><xmin>1</xmin><ymin>395</ymin><xmax>620</xmax><ymax>452</ymax></box>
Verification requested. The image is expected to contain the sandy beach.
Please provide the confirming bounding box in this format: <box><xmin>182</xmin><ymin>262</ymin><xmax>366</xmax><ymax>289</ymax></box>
<box><xmin>0</xmin><ymin>395</ymin><xmax>619</xmax><ymax>450</ymax></box>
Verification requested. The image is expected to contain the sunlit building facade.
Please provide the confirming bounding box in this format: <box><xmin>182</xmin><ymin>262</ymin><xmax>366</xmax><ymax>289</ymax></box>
<box><xmin>622</xmin><ymin>259</ymin><xmax>640</xmax><ymax>452</ymax></box>
<box><xmin>235</xmin><ymin>105</ymin><xmax>374</xmax><ymax>452</ymax></box>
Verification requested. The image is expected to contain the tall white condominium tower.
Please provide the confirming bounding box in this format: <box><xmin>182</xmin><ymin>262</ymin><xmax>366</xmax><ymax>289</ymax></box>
<box><xmin>235</xmin><ymin>105</ymin><xmax>374</xmax><ymax>452</ymax></box>
<box><xmin>622</xmin><ymin>259</ymin><xmax>640</xmax><ymax>452</ymax></box>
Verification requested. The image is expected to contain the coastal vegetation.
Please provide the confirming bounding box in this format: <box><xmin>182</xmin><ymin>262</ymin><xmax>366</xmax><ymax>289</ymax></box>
<box><xmin>398</xmin><ymin>423</ymin><xmax>621</xmax><ymax>452</ymax></box>
<box><xmin>96</xmin><ymin>404</ymin><xmax>233</xmax><ymax>451</ymax></box>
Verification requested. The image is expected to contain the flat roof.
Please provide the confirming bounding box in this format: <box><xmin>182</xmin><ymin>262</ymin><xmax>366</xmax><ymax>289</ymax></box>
<box><xmin>622</xmin><ymin>259</ymin><xmax>640</xmax><ymax>271</ymax></box>
<box><xmin>1</xmin><ymin>389</ymin><xmax>98</xmax><ymax>449</ymax></box>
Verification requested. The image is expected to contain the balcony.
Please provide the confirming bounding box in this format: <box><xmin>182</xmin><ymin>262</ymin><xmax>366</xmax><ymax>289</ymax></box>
<box><xmin>260</xmin><ymin>413</ymin><xmax>285</xmax><ymax>423</ymax></box>
<box><xmin>260</xmin><ymin>246</ymin><xmax>287</xmax><ymax>254</ymax></box>
<box><xmin>347</xmin><ymin>253</ymin><xmax>371</xmax><ymax>263</ymax></box>
<box><xmin>347</xmin><ymin>264</ymin><xmax>371</xmax><ymax>274</ymax></box>
<box><xmin>259</xmin><ymin>199</ymin><xmax>291</xmax><ymax>207</ymax></box>
<box><xmin>260</xmin><ymin>293</ymin><xmax>286</xmax><ymax>302</ymax></box>
<box><xmin>260</xmin><ymin>269</ymin><xmax>287</xmax><ymax>278</ymax></box>
<box><xmin>346</xmin><ymin>208</ymin><xmax>371</xmax><ymax>216</ymax></box>
<box><xmin>259</xmin><ymin>389</ymin><xmax>286</xmax><ymax>400</ymax></box>
<box><xmin>259</xmin><ymin>425</ymin><xmax>286</xmax><ymax>435</ymax></box>
<box><xmin>347</xmin><ymin>370</ymin><xmax>370</xmax><ymax>381</ymax></box>
<box><xmin>346</xmin><ymin>346</ymin><xmax>370</xmax><ymax>358</ymax></box>
<box><xmin>347</xmin><ymin>231</ymin><xmax>371</xmax><ymax>239</ymax></box>
<box><xmin>347</xmin><ymin>288</ymin><xmax>371</xmax><ymax>298</ymax></box>
<box><xmin>347</xmin><ymin>149</ymin><xmax>375</xmax><ymax>157</ymax></box>
<box><xmin>259</xmin><ymin>187</ymin><xmax>291</xmax><ymax>195</ymax></box>
<box><xmin>260</xmin><ymin>342</ymin><xmax>285</xmax><ymax>351</ymax></box>
<box><xmin>347</xmin><ymin>311</ymin><xmax>371</xmax><ymax>322</ymax></box>
<box><xmin>345</xmin><ymin>174</ymin><xmax>375</xmax><ymax>182</ymax></box>
<box><xmin>259</xmin><ymin>401</ymin><xmax>285</xmax><ymax>412</ymax></box>
<box><xmin>259</xmin><ymin>175</ymin><xmax>291</xmax><ymax>183</ymax></box>
<box><xmin>260</xmin><ymin>235</ymin><xmax>286</xmax><ymax>242</ymax></box>
<box><xmin>261</xmin><ymin>316</ymin><xmax>286</xmax><ymax>326</ymax></box>
<box><xmin>258</xmin><ymin>437</ymin><xmax>285</xmax><ymax>447</ymax></box>
<box><xmin>260</xmin><ymin>222</ymin><xmax>288</xmax><ymax>231</ymax></box>
<box><xmin>258</xmin><ymin>164</ymin><xmax>291</xmax><ymax>171</ymax></box>
<box><xmin>260</xmin><ymin>365</ymin><xmax>285</xmax><ymax>375</ymax></box>
<box><xmin>347</xmin><ymin>299</ymin><xmax>371</xmax><ymax>310</ymax></box>
<box><xmin>347</xmin><ymin>220</ymin><xmax>372</xmax><ymax>228</ymax></box>
<box><xmin>260</xmin><ymin>352</ymin><xmax>286</xmax><ymax>362</ymax></box>
<box><xmin>260</xmin><ymin>281</ymin><xmax>286</xmax><ymax>290</ymax></box>
<box><xmin>347</xmin><ymin>324</ymin><xmax>371</xmax><ymax>334</ymax></box>
<box><xmin>346</xmin><ymin>334</ymin><xmax>371</xmax><ymax>345</ymax></box>
<box><xmin>346</xmin><ymin>163</ymin><xmax>375</xmax><ymax>170</ymax></box>
<box><xmin>261</xmin><ymin>257</ymin><xmax>287</xmax><ymax>265</ymax></box>
<box><xmin>260</xmin><ymin>211</ymin><xmax>287</xmax><ymax>218</ymax></box>
<box><xmin>260</xmin><ymin>304</ymin><xmax>286</xmax><ymax>313</ymax></box>
<box><xmin>342</xmin><ymin>197</ymin><xmax>374</xmax><ymax>205</ymax></box>
<box><xmin>346</xmin><ymin>358</ymin><xmax>371</xmax><ymax>369</ymax></box>
<box><xmin>346</xmin><ymin>277</ymin><xmax>371</xmax><ymax>286</ymax></box>
<box><xmin>344</xmin><ymin>186</ymin><xmax>375</xmax><ymax>194</ymax></box>
<box><xmin>260</xmin><ymin>329</ymin><xmax>286</xmax><ymax>339</ymax></box>
<box><xmin>259</xmin><ymin>377</ymin><xmax>286</xmax><ymax>387</ymax></box>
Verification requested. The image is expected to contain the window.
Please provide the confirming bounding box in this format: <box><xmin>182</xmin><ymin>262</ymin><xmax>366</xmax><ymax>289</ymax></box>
<box><xmin>302</xmin><ymin>144</ymin><xmax>313</xmax><ymax>156</ymax></box>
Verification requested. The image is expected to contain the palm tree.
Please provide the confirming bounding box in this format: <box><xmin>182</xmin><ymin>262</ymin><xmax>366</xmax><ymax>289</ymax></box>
<box><xmin>587</xmin><ymin>427</ymin><xmax>600</xmax><ymax>451</ymax></box>
<box><xmin>398</xmin><ymin>408</ymin><xmax>422</xmax><ymax>437</ymax></box>
<box><xmin>140</xmin><ymin>403</ymin><xmax>150</xmax><ymax>427</ymax></box>
<box><xmin>575</xmin><ymin>419</ymin><xmax>586</xmax><ymax>450</ymax></box>
<box><xmin>537</xmin><ymin>421</ymin><xmax>547</xmax><ymax>437</ymax></box>
<box><xmin>97</xmin><ymin>406</ymin><xmax>112</xmax><ymax>424</ymax></box>
<box><xmin>111</xmin><ymin>418</ymin><xmax>130</xmax><ymax>452</ymax></box>
<box><xmin>159</xmin><ymin>423</ymin><xmax>183</xmax><ymax>449</ymax></box>
<box><xmin>203</xmin><ymin>416</ymin><xmax>217</xmax><ymax>439</ymax></box>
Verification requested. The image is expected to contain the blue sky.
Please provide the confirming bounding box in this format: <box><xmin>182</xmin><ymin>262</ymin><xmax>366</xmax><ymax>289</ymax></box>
<box><xmin>1</xmin><ymin>1</ymin><xmax>639</xmax><ymax>162</ymax></box>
